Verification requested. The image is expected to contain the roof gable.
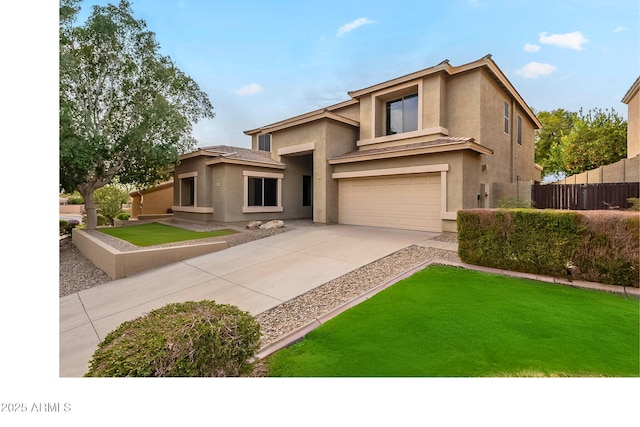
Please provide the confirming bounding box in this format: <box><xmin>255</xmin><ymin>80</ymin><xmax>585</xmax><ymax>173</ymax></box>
<box><xmin>348</xmin><ymin>55</ymin><xmax>541</xmax><ymax>129</ymax></box>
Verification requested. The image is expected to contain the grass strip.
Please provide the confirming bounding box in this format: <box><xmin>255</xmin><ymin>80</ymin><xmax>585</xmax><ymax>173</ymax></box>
<box><xmin>266</xmin><ymin>265</ymin><xmax>639</xmax><ymax>377</ymax></box>
<box><xmin>98</xmin><ymin>223</ymin><xmax>237</xmax><ymax>246</ymax></box>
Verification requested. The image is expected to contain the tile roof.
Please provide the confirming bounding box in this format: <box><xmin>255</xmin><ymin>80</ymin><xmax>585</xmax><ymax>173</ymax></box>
<box><xmin>194</xmin><ymin>145</ymin><xmax>285</xmax><ymax>166</ymax></box>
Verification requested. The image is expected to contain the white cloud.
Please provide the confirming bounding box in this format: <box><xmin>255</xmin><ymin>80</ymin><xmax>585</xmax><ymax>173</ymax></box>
<box><xmin>516</xmin><ymin>62</ymin><xmax>557</xmax><ymax>79</ymax></box>
<box><xmin>539</xmin><ymin>31</ymin><xmax>588</xmax><ymax>50</ymax></box>
<box><xmin>236</xmin><ymin>83</ymin><xmax>263</xmax><ymax>96</ymax></box>
<box><xmin>336</xmin><ymin>17</ymin><xmax>376</xmax><ymax>37</ymax></box>
<box><xmin>613</xmin><ymin>25</ymin><xmax>627</xmax><ymax>32</ymax></box>
<box><xmin>524</xmin><ymin>43</ymin><xmax>541</xmax><ymax>53</ymax></box>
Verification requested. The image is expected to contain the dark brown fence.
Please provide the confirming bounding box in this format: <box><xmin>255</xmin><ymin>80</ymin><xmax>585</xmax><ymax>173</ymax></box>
<box><xmin>532</xmin><ymin>183</ymin><xmax>640</xmax><ymax>210</ymax></box>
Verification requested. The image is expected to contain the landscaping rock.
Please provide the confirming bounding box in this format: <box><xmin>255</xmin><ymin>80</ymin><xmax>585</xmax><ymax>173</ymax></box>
<box><xmin>259</xmin><ymin>220</ymin><xmax>284</xmax><ymax>230</ymax></box>
<box><xmin>246</xmin><ymin>220</ymin><xmax>262</xmax><ymax>230</ymax></box>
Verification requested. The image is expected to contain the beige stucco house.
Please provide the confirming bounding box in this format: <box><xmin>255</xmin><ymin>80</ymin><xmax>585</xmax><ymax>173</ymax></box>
<box><xmin>622</xmin><ymin>76</ymin><xmax>639</xmax><ymax>159</ymax></box>
<box><xmin>172</xmin><ymin>55</ymin><xmax>541</xmax><ymax>232</ymax></box>
<box><xmin>129</xmin><ymin>180</ymin><xmax>174</xmax><ymax>220</ymax></box>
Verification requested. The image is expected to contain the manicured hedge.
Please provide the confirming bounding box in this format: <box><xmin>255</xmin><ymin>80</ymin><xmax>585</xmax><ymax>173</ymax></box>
<box><xmin>458</xmin><ymin>209</ymin><xmax>639</xmax><ymax>287</ymax></box>
<box><xmin>85</xmin><ymin>300</ymin><xmax>261</xmax><ymax>377</ymax></box>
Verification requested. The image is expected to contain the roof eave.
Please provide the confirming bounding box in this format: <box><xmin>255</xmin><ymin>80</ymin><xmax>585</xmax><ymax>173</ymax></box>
<box><xmin>329</xmin><ymin>141</ymin><xmax>493</xmax><ymax>165</ymax></box>
<box><xmin>244</xmin><ymin>98</ymin><xmax>359</xmax><ymax>135</ymax></box>
<box><xmin>204</xmin><ymin>158</ymin><xmax>286</xmax><ymax>169</ymax></box>
<box><xmin>622</xmin><ymin>76</ymin><xmax>640</xmax><ymax>104</ymax></box>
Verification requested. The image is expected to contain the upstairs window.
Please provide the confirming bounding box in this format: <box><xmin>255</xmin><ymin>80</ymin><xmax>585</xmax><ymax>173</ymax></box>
<box><xmin>386</xmin><ymin>94</ymin><xmax>418</xmax><ymax>135</ymax></box>
<box><xmin>504</xmin><ymin>102</ymin><xmax>510</xmax><ymax>134</ymax></box>
<box><xmin>258</xmin><ymin>134</ymin><xmax>271</xmax><ymax>152</ymax></box>
<box><xmin>517</xmin><ymin>115</ymin><xmax>522</xmax><ymax>145</ymax></box>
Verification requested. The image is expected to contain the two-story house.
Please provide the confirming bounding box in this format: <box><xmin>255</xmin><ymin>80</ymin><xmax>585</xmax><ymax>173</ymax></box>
<box><xmin>172</xmin><ymin>55</ymin><xmax>541</xmax><ymax>232</ymax></box>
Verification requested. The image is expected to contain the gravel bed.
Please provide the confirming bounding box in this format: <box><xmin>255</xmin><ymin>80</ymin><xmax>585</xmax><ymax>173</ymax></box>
<box><xmin>59</xmin><ymin>237</ymin><xmax>112</xmax><ymax>297</ymax></box>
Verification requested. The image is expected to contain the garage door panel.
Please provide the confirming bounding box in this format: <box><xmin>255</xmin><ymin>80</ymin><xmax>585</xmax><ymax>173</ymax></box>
<box><xmin>338</xmin><ymin>173</ymin><xmax>442</xmax><ymax>232</ymax></box>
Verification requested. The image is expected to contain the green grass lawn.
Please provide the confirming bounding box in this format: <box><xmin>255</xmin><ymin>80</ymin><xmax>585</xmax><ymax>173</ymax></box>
<box><xmin>266</xmin><ymin>265</ymin><xmax>639</xmax><ymax>377</ymax></box>
<box><xmin>98</xmin><ymin>223</ymin><xmax>237</xmax><ymax>246</ymax></box>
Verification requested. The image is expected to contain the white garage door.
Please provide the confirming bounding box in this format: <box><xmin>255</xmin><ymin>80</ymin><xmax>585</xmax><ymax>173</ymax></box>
<box><xmin>338</xmin><ymin>173</ymin><xmax>441</xmax><ymax>232</ymax></box>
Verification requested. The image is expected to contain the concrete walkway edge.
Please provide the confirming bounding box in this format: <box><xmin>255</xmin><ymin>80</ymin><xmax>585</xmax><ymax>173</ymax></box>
<box><xmin>255</xmin><ymin>259</ymin><xmax>640</xmax><ymax>360</ymax></box>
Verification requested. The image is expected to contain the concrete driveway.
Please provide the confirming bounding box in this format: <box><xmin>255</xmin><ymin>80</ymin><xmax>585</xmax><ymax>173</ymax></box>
<box><xmin>60</xmin><ymin>224</ymin><xmax>446</xmax><ymax>377</ymax></box>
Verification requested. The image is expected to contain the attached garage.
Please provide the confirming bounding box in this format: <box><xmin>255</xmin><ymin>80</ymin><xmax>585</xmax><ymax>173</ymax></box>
<box><xmin>337</xmin><ymin>173</ymin><xmax>442</xmax><ymax>232</ymax></box>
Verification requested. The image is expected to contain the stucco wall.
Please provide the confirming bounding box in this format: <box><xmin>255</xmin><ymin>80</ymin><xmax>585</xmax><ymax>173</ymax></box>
<box><xmin>72</xmin><ymin>228</ymin><xmax>227</xmax><ymax>280</ymax></box>
<box><xmin>447</xmin><ymin>70</ymin><xmax>482</xmax><ymax>143</ymax></box>
<box><xmin>130</xmin><ymin>182</ymin><xmax>173</xmax><ymax>219</ymax></box>
<box><xmin>627</xmin><ymin>88</ymin><xmax>639</xmax><ymax>158</ymax></box>
<box><xmin>172</xmin><ymin>156</ymin><xmax>213</xmax><ymax>209</ymax></box>
<box><xmin>492</xmin><ymin>181</ymin><xmax>533</xmax><ymax>207</ymax></box>
<box><xmin>554</xmin><ymin>156</ymin><xmax>640</xmax><ymax>184</ymax></box>
<box><xmin>423</xmin><ymin>73</ymin><xmax>448</xmax><ymax>130</ymax></box>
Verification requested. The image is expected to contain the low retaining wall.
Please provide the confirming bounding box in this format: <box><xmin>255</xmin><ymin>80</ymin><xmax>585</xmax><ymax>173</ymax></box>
<box><xmin>60</xmin><ymin>204</ymin><xmax>85</xmax><ymax>214</ymax></box>
<box><xmin>72</xmin><ymin>228</ymin><xmax>228</xmax><ymax>280</ymax></box>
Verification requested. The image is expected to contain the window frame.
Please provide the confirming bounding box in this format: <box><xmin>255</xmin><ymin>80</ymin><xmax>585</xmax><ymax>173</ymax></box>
<box><xmin>247</xmin><ymin>177</ymin><xmax>278</xmax><ymax>207</ymax></box>
<box><xmin>242</xmin><ymin>170</ymin><xmax>284</xmax><ymax>213</ymax></box>
<box><xmin>517</xmin><ymin>115</ymin><xmax>522</xmax><ymax>145</ymax></box>
<box><xmin>504</xmin><ymin>102</ymin><xmax>510</xmax><ymax>134</ymax></box>
<box><xmin>370</xmin><ymin>80</ymin><xmax>423</xmax><ymax>139</ymax></box>
<box><xmin>385</xmin><ymin>93</ymin><xmax>419</xmax><ymax>136</ymax></box>
<box><xmin>258</xmin><ymin>134</ymin><xmax>272</xmax><ymax>152</ymax></box>
<box><xmin>178</xmin><ymin>172</ymin><xmax>197</xmax><ymax>207</ymax></box>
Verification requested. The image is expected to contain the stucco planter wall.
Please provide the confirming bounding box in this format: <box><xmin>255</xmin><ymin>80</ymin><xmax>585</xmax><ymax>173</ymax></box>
<box><xmin>60</xmin><ymin>204</ymin><xmax>85</xmax><ymax>214</ymax></box>
<box><xmin>72</xmin><ymin>228</ymin><xmax>228</xmax><ymax>280</ymax></box>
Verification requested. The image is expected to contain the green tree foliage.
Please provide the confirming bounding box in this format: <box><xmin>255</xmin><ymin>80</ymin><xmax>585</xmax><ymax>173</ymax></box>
<box><xmin>94</xmin><ymin>183</ymin><xmax>131</xmax><ymax>225</ymax></box>
<box><xmin>534</xmin><ymin>109</ymin><xmax>576</xmax><ymax>177</ymax></box>
<box><xmin>559</xmin><ymin>108</ymin><xmax>627</xmax><ymax>176</ymax></box>
<box><xmin>59</xmin><ymin>0</ymin><xmax>214</xmax><ymax>228</ymax></box>
<box><xmin>535</xmin><ymin>108</ymin><xmax>627</xmax><ymax>179</ymax></box>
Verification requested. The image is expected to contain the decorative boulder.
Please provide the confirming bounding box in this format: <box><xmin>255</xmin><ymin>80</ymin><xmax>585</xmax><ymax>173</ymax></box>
<box><xmin>259</xmin><ymin>220</ymin><xmax>285</xmax><ymax>230</ymax></box>
<box><xmin>246</xmin><ymin>220</ymin><xmax>262</xmax><ymax>230</ymax></box>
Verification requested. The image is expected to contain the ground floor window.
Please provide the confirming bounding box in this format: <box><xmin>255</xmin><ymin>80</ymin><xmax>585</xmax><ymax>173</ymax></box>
<box><xmin>248</xmin><ymin>177</ymin><xmax>278</xmax><ymax>207</ymax></box>
<box><xmin>178</xmin><ymin>172</ymin><xmax>197</xmax><ymax>206</ymax></box>
<box><xmin>243</xmin><ymin>170</ymin><xmax>284</xmax><ymax>213</ymax></box>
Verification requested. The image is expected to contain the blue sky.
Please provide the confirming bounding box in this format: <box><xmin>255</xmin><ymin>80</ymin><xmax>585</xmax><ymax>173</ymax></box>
<box><xmin>71</xmin><ymin>0</ymin><xmax>639</xmax><ymax>149</ymax></box>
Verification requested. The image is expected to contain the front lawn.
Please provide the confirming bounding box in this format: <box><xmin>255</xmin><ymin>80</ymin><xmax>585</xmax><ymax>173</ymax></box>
<box><xmin>266</xmin><ymin>265</ymin><xmax>639</xmax><ymax>377</ymax></box>
<box><xmin>98</xmin><ymin>223</ymin><xmax>237</xmax><ymax>246</ymax></box>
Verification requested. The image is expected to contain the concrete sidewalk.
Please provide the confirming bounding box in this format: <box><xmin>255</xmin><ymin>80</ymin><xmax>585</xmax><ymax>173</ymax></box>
<box><xmin>60</xmin><ymin>224</ymin><xmax>450</xmax><ymax>377</ymax></box>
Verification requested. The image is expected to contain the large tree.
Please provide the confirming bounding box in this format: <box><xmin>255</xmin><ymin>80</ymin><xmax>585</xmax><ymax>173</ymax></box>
<box><xmin>534</xmin><ymin>109</ymin><xmax>576</xmax><ymax>178</ymax></box>
<box><xmin>559</xmin><ymin>108</ymin><xmax>627</xmax><ymax>176</ymax></box>
<box><xmin>60</xmin><ymin>0</ymin><xmax>214</xmax><ymax>228</ymax></box>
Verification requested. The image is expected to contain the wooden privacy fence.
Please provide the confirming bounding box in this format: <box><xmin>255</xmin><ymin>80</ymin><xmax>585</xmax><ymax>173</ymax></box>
<box><xmin>532</xmin><ymin>183</ymin><xmax>640</xmax><ymax>210</ymax></box>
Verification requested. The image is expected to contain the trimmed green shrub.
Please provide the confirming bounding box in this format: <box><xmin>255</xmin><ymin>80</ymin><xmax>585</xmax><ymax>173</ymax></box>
<box><xmin>67</xmin><ymin>196</ymin><xmax>84</xmax><ymax>205</ymax></box>
<box><xmin>628</xmin><ymin>198</ymin><xmax>640</xmax><ymax>211</ymax></box>
<box><xmin>115</xmin><ymin>212</ymin><xmax>130</xmax><ymax>220</ymax></box>
<box><xmin>572</xmin><ymin>212</ymin><xmax>639</xmax><ymax>287</ymax></box>
<box><xmin>458</xmin><ymin>209</ymin><xmax>639</xmax><ymax>287</ymax></box>
<box><xmin>85</xmin><ymin>300</ymin><xmax>261</xmax><ymax>377</ymax></box>
<box><xmin>59</xmin><ymin>219</ymin><xmax>80</xmax><ymax>235</ymax></box>
<box><xmin>96</xmin><ymin>213</ymin><xmax>109</xmax><ymax>226</ymax></box>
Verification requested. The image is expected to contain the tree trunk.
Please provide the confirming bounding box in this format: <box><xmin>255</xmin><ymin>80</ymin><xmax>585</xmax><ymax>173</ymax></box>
<box><xmin>80</xmin><ymin>188</ymin><xmax>98</xmax><ymax>229</ymax></box>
